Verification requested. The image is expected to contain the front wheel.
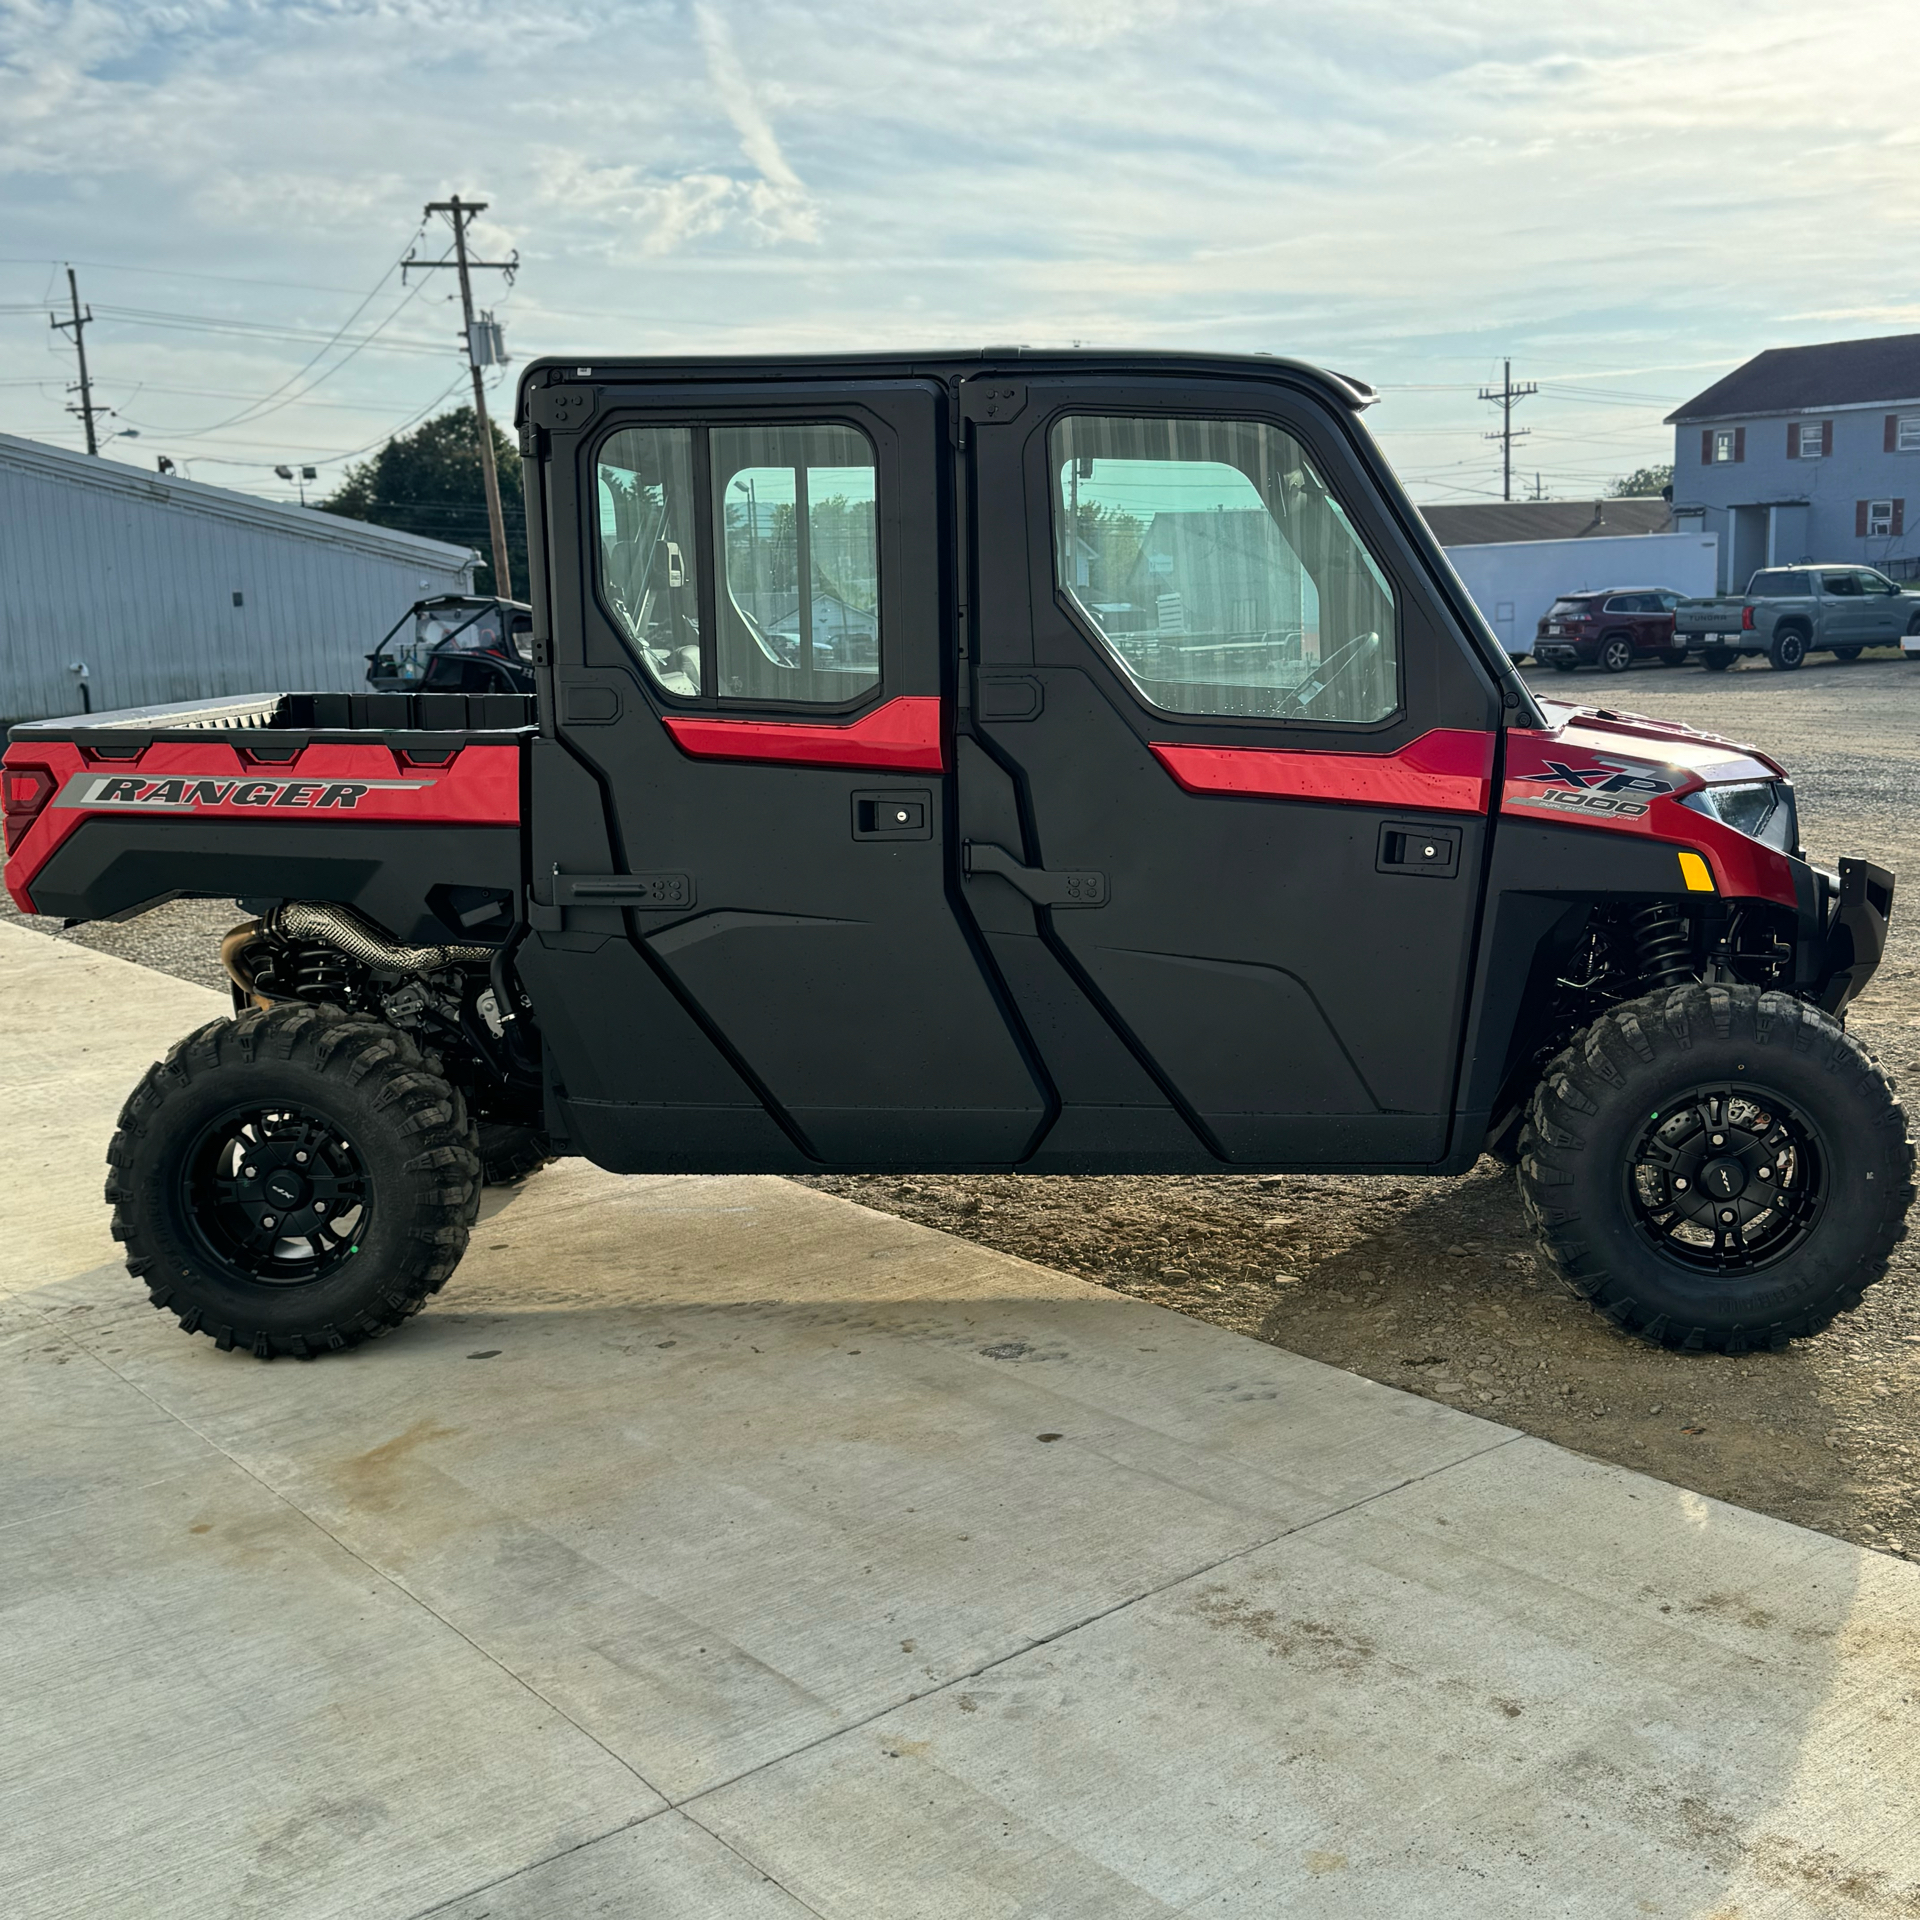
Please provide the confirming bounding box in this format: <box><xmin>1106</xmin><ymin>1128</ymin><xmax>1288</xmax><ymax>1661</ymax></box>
<box><xmin>106</xmin><ymin>1005</ymin><xmax>480</xmax><ymax>1358</ymax></box>
<box><xmin>1768</xmin><ymin>629</ymin><xmax>1807</xmax><ymax>670</ymax></box>
<box><xmin>1600</xmin><ymin>634</ymin><xmax>1634</xmax><ymax>673</ymax></box>
<box><xmin>1519</xmin><ymin>986</ymin><xmax>1913</xmax><ymax>1350</ymax></box>
<box><xmin>1702</xmin><ymin>648</ymin><xmax>1735</xmax><ymax>671</ymax></box>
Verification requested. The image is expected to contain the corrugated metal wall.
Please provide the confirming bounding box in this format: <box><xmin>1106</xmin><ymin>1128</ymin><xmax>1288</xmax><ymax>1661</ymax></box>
<box><xmin>0</xmin><ymin>435</ymin><xmax>476</xmax><ymax>721</ymax></box>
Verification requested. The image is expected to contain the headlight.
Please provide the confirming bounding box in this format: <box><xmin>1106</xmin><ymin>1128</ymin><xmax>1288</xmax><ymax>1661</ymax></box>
<box><xmin>1682</xmin><ymin>780</ymin><xmax>1798</xmax><ymax>855</ymax></box>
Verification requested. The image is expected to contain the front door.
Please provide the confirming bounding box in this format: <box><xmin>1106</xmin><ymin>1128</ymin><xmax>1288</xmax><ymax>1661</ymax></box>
<box><xmin>960</xmin><ymin>375</ymin><xmax>1503</xmax><ymax>1166</ymax></box>
<box><xmin>527</xmin><ymin>377</ymin><xmax>1046</xmax><ymax>1169</ymax></box>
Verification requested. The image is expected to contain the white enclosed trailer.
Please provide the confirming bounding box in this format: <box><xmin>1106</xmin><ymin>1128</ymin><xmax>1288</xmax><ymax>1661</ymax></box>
<box><xmin>0</xmin><ymin>434</ymin><xmax>476</xmax><ymax>721</ymax></box>
<box><xmin>1440</xmin><ymin>530</ymin><xmax>1721</xmax><ymax>658</ymax></box>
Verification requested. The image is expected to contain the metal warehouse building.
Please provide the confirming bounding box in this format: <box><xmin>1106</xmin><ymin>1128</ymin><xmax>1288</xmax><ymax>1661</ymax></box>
<box><xmin>0</xmin><ymin>434</ymin><xmax>475</xmax><ymax>722</ymax></box>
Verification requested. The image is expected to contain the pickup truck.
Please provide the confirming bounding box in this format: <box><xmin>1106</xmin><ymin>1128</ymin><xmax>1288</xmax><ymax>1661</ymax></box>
<box><xmin>3</xmin><ymin>349</ymin><xmax>1907</xmax><ymax>1365</ymax></box>
<box><xmin>1673</xmin><ymin>565</ymin><xmax>1920</xmax><ymax>671</ymax></box>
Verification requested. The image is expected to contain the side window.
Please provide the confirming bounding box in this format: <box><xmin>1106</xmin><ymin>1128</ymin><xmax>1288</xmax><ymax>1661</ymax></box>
<box><xmin>712</xmin><ymin>424</ymin><xmax>880</xmax><ymax>706</ymax></box>
<box><xmin>1050</xmin><ymin>415</ymin><xmax>1397</xmax><ymax>724</ymax></box>
<box><xmin>1822</xmin><ymin>571</ymin><xmax>1862</xmax><ymax>597</ymax></box>
<box><xmin>596</xmin><ymin>427</ymin><xmax>704</xmax><ymax>696</ymax></box>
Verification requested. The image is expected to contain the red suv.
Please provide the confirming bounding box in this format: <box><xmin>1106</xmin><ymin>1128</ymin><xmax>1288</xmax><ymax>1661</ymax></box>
<box><xmin>1533</xmin><ymin>587</ymin><xmax>1689</xmax><ymax>673</ymax></box>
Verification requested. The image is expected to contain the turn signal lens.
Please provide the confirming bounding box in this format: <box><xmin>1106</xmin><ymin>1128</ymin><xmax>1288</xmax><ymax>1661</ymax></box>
<box><xmin>1</xmin><ymin>764</ymin><xmax>57</xmax><ymax>853</ymax></box>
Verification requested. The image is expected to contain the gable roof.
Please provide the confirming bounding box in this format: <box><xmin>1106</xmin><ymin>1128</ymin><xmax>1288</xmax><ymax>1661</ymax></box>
<box><xmin>1419</xmin><ymin>499</ymin><xmax>1671</xmax><ymax>546</ymax></box>
<box><xmin>1667</xmin><ymin>334</ymin><xmax>1920</xmax><ymax>424</ymax></box>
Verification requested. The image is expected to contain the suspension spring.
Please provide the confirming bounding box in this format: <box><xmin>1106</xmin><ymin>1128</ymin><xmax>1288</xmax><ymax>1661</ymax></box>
<box><xmin>289</xmin><ymin>943</ymin><xmax>355</xmax><ymax>1003</ymax></box>
<box><xmin>1632</xmin><ymin>903</ymin><xmax>1693</xmax><ymax>989</ymax></box>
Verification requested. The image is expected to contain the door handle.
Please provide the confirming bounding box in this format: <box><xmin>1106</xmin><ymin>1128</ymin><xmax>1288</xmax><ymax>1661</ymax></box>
<box><xmin>963</xmin><ymin>841</ymin><xmax>1108</xmax><ymax>908</ymax></box>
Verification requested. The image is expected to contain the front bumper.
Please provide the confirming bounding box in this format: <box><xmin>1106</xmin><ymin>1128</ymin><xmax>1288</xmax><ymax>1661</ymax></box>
<box><xmin>1812</xmin><ymin>867</ymin><xmax>1904</xmax><ymax>1021</ymax></box>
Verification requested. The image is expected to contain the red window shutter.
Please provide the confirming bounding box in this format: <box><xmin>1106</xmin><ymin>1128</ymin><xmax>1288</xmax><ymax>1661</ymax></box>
<box><xmin>1857</xmin><ymin>501</ymin><xmax>1870</xmax><ymax>538</ymax></box>
<box><xmin>1822</xmin><ymin>421</ymin><xmax>1834</xmax><ymax>456</ymax></box>
<box><xmin>1888</xmin><ymin>414</ymin><xmax>1900</xmax><ymax>453</ymax></box>
<box><xmin>1895</xmin><ymin>501</ymin><xmax>1907</xmax><ymax>537</ymax></box>
<box><xmin>1702</xmin><ymin>429</ymin><xmax>1714</xmax><ymax>465</ymax></box>
<box><xmin>1733</xmin><ymin>427</ymin><xmax>1746</xmax><ymax>462</ymax></box>
<box><xmin>1787</xmin><ymin>422</ymin><xmax>1801</xmax><ymax>458</ymax></box>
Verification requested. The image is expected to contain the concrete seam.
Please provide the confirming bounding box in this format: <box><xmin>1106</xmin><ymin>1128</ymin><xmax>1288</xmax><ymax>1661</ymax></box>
<box><xmin>72</xmin><ymin>1335</ymin><xmax>671</xmax><ymax>1808</ymax></box>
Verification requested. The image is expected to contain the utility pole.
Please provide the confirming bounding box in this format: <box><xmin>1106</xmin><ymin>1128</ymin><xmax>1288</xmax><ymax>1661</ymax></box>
<box><xmin>51</xmin><ymin>266</ymin><xmax>108</xmax><ymax>456</ymax></box>
<box><xmin>405</xmin><ymin>198</ymin><xmax>518</xmax><ymax>597</ymax></box>
<box><xmin>1478</xmin><ymin>358</ymin><xmax>1538</xmax><ymax>503</ymax></box>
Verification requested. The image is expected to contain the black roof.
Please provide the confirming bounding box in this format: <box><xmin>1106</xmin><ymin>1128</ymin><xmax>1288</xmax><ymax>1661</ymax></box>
<box><xmin>1420</xmin><ymin>499</ymin><xmax>1671</xmax><ymax>545</ymax></box>
<box><xmin>1667</xmin><ymin>334</ymin><xmax>1920</xmax><ymax>424</ymax></box>
<box><xmin>517</xmin><ymin>348</ymin><xmax>1376</xmax><ymax>415</ymax></box>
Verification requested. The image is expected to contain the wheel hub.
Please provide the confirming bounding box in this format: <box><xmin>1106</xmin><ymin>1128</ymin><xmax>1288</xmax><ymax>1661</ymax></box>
<box><xmin>186</xmin><ymin>1105</ymin><xmax>370</xmax><ymax>1285</ymax></box>
<box><xmin>1628</xmin><ymin>1087</ymin><xmax>1822</xmax><ymax>1271</ymax></box>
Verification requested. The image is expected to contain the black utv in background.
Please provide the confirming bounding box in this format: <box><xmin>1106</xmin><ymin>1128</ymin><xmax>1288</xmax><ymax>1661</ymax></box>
<box><xmin>366</xmin><ymin>594</ymin><xmax>535</xmax><ymax>696</ymax></box>
<box><xmin>3</xmin><ymin>349</ymin><xmax>1908</xmax><ymax>1364</ymax></box>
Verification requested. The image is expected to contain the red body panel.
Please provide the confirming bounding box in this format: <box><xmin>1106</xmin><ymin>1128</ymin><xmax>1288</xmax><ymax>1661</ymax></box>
<box><xmin>1149</xmin><ymin>727</ymin><xmax>1496</xmax><ymax>815</ymax></box>
<box><xmin>662</xmin><ymin>695</ymin><xmax>944</xmax><ymax>772</ymax></box>
<box><xmin>1503</xmin><ymin>701</ymin><xmax>1799</xmax><ymax>907</ymax></box>
<box><xmin>2</xmin><ymin>738</ymin><xmax>521</xmax><ymax>913</ymax></box>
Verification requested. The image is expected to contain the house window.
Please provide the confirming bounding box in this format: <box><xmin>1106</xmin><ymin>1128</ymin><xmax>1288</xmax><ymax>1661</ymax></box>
<box><xmin>1867</xmin><ymin>500</ymin><xmax>1896</xmax><ymax>537</ymax></box>
<box><xmin>1709</xmin><ymin>428</ymin><xmax>1744</xmax><ymax>464</ymax></box>
<box><xmin>1899</xmin><ymin>417</ymin><xmax>1920</xmax><ymax>454</ymax></box>
<box><xmin>1790</xmin><ymin>421</ymin><xmax>1831</xmax><ymax>459</ymax></box>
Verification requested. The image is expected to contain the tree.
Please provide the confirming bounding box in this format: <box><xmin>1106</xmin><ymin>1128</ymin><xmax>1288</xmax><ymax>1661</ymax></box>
<box><xmin>321</xmin><ymin>406</ymin><xmax>527</xmax><ymax>596</ymax></box>
<box><xmin>1608</xmin><ymin>463</ymin><xmax>1674</xmax><ymax>499</ymax></box>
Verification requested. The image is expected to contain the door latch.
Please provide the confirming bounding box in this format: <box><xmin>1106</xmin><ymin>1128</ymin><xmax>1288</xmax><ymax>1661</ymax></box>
<box><xmin>1376</xmin><ymin>822</ymin><xmax>1460</xmax><ymax>878</ymax></box>
<box><xmin>963</xmin><ymin>841</ymin><xmax>1107</xmax><ymax>908</ymax></box>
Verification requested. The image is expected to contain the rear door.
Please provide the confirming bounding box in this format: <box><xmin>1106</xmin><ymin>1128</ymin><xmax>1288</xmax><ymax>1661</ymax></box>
<box><xmin>526</xmin><ymin>376</ymin><xmax>1046</xmax><ymax>1168</ymax></box>
<box><xmin>960</xmin><ymin>375</ymin><xmax>1502</xmax><ymax>1167</ymax></box>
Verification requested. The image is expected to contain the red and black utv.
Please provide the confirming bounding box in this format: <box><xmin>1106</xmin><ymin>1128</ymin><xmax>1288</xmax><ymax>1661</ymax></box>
<box><xmin>2</xmin><ymin>351</ymin><xmax>1908</xmax><ymax>1361</ymax></box>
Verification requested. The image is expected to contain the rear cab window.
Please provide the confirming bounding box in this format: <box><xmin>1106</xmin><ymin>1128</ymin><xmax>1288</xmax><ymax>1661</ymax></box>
<box><xmin>1749</xmin><ymin>571</ymin><xmax>1813</xmax><ymax>597</ymax></box>
<box><xmin>595</xmin><ymin>421</ymin><xmax>882</xmax><ymax>709</ymax></box>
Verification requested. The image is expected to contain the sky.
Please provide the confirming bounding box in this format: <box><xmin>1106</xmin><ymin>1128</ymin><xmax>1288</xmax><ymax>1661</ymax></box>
<box><xmin>3</xmin><ymin>0</ymin><xmax>1917</xmax><ymax>510</ymax></box>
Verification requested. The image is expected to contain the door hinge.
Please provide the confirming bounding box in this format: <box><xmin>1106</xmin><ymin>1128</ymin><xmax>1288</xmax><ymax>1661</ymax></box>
<box><xmin>963</xmin><ymin>841</ymin><xmax>1106</xmax><ymax>907</ymax></box>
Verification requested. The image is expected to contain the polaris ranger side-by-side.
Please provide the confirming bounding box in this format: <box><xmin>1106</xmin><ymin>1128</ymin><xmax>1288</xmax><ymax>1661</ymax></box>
<box><xmin>3</xmin><ymin>352</ymin><xmax>1909</xmax><ymax>1360</ymax></box>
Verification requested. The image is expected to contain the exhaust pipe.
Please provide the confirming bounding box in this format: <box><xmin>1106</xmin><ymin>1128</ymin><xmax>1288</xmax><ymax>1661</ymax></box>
<box><xmin>267</xmin><ymin>902</ymin><xmax>496</xmax><ymax>972</ymax></box>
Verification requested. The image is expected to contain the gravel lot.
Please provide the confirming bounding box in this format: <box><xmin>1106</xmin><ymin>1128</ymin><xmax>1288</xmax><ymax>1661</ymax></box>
<box><xmin>9</xmin><ymin>650</ymin><xmax>1919</xmax><ymax>1558</ymax></box>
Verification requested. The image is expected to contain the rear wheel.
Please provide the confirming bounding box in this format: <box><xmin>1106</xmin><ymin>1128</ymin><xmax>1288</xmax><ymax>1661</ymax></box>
<box><xmin>1768</xmin><ymin>629</ymin><xmax>1807</xmax><ymax>670</ymax></box>
<box><xmin>1600</xmin><ymin>633</ymin><xmax>1634</xmax><ymax>673</ymax></box>
<box><xmin>1661</xmin><ymin>648</ymin><xmax>1689</xmax><ymax>667</ymax></box>
<box><xmin>1518</xmin><ymin>985</ymin><xmax>1913</xmax><ymax>1350</ymax></box>
<box><xmin>1702</xmin><ymin>648</ymin><xmax>1735</xmax><ymax>671</ymax></box>
<box><xmin>106</xmin><ymin>1005</ymin><xmax>480</xmax><ymax>1358</ymax></box>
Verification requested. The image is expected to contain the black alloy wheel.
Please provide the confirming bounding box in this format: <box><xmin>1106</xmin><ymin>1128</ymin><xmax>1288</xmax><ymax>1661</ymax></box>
<box><xmin>1768</xmin><ymin>629</ymin><xmax>1807</xmax><ymax>670</ymax></box>
<box><xmin>184</xmin><ymin>1104</ymin><xmax>371</xmax><ymax>1284</ymax></box>
<box><xmin>1624</xmin><ymin>1086</ymin><xmax>1823</xmax><ymax>1272</ymax></box>
<box><xmin>1519</xmin><ymin>984</ymin><xmax>1913</xmax><ymax>1350</ymax></box>
<box><xmin>108</xmin><ymin>1003</ymin><xmax>480</xmax><ymax>1358</ymax></box>
<box><xmin>1600</xmin><ymin>634</ymin><xmax>1634</xmax><ymax>673</ymax></box>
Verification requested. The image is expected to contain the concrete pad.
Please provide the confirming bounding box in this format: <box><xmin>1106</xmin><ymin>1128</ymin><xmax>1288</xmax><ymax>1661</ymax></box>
<box><xmin>0</xmin><ymin>1455</ymin><xmax>658</xmax><ymax>1920</ymax></box>
<box><xmin>696</xmin><ymin>1440</ymin><xmax>1920</xmax><ymax>1917</ymax></box>
<box><xmin>0</xmin><ymin>920</ymin><xmax>225</xmax><ymax>1297</ymax></box>
<box><xmin>6</xmin><ymin>921</ymin><xmax>1920</xmax><ymax>1919</ymax></box>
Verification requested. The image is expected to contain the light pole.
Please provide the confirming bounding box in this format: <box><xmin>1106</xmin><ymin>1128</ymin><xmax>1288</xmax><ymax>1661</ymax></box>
<box><xmin>274</xmin><ymin>463</ymin><xmax>318</xmax><ymax>507</ymax></box>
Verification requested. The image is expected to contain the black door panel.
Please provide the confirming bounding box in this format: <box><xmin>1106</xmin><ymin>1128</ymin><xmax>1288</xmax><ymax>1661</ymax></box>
<box><xmin>532</xmin><ymin>379</ymin><xmax>1047</xmax><ymax>1170</ymax></box>
<box><xmin>961</xmin><ymin>377</ymin><xmax>1500</xmax><ymax>1166</ymax></box>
